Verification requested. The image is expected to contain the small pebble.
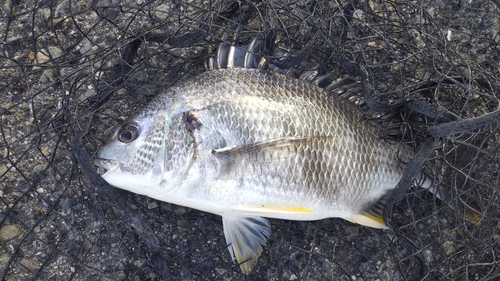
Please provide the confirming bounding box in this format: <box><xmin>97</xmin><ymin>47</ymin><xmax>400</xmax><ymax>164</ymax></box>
<box><xmin>148</xmin><ymin>201</ymin><xmax>159</xmax><ymax>209</ymax></box>
<box><xmin>36</xmin><ymin>52</ymin><xmax>50</xmax><ymax>64</ymax></box>
<box><xmin>48</xmin><ymin>46</ymin><xmax>63</xmax><ymax>59</ymax></box>
<box><xmin>0</xmin><ymin>224</ymin><xmax>22</xmax><ymax>241</ymax></box>
<box><xmin>28</xmin><ymin>51</ymin><xmax>36</xmax><ymax>61</ymax></box>
<box><xmin>443</xmin><ymin>241</ymin><xmax>454</xmax><ymax>256</ymax></box>
<box><xmin>154</xmin><ymin>4</ymin><xmax>170</xmax><ymax>20</ymax></box>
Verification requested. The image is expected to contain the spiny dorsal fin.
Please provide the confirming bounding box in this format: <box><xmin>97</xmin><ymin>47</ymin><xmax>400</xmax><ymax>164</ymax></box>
<box><xmin>222</xmin><ymin>216</ymin><xmax>271</xmax><ymax>275</ymax></box>
<box><xmin>206</xmin><ymin>34</ymin><xmax>270</xmax><ymax>71</ymax></box>
<box><xmin>206</xmin><ymin>35</ymin><xmax>372</xmax><ymax>111</ymax></box>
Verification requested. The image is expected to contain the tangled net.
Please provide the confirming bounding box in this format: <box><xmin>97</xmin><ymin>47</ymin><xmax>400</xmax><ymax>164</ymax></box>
<box><xmin>1</xmin><ymin>1</ymin><xmax>499</xmax><ymax>280</ymax></box>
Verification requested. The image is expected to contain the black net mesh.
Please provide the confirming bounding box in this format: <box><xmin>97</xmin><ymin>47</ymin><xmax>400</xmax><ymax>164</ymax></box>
<box><xmin>1</xmin><ymin>0</ymin><xmax>500</xmax><ymax>280</ymax></box>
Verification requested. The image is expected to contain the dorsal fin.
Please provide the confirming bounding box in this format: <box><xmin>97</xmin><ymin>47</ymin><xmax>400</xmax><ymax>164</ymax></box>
<box><xmin>206</xmin><ymin>34</ymin><xmax>271</xmax><ymax>71</ymax></box>
<box><xmin>244</xmin><ymin>35</ymin><xmax>267</xmax><ymax>69</ymax></box>
<box><xmin>206</xmin><ymin>35</ymin><xmax>372</xmax><ymax>112</ymax></box>
<box><xmin>206</xmin><ymin>34</ymin><xmax>412</xmax><ymax>145</ymax></box>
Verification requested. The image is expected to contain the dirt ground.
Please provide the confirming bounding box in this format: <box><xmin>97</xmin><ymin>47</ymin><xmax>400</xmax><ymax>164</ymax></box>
<box><xmin>1</xmin><ymin>0</ymin><xmax>500</xmax><ymax>280</ymax></box>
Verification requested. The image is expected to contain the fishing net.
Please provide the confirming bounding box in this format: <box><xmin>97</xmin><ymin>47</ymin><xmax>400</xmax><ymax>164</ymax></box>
<box><xmin>1</xmin><ymin>0</ymin><xmax>499</xmax><ymax>280</ymax></box>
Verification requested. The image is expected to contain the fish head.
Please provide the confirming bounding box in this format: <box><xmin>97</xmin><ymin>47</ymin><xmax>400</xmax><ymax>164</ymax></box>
<box><xmin>93</xmin><ymin>112</ymin><xmax>169</xmax><ymax>198</ymax></box>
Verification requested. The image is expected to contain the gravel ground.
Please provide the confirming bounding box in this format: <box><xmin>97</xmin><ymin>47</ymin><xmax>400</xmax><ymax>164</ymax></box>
<box><xmin>1</xmin><ymin>0</ymin><xmax>500</xmax><ymax>280</ymax></box>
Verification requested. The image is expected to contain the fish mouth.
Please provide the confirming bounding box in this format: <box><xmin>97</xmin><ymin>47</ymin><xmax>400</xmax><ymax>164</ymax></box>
<box><xmin>93</xmin><ymin>158</ymin><xmax>118</xmax><ymax>175</ymax></box>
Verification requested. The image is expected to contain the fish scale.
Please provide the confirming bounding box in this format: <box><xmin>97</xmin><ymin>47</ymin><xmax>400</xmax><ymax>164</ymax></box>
<box><xmin>94</xmin><ymin>41</ymin><xmax>414</xmax><ymax>274</ymax></box>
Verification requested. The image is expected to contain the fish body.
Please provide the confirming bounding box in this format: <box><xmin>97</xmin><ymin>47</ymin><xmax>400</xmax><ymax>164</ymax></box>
<box><xmin>94</xmin><ymin>39</ymin><xmax>411</xmax><ymax>274</ymax></box>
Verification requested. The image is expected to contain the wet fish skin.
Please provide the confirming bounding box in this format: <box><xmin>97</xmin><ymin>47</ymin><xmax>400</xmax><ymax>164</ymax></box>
<box><xmin>97</xmin><ymin>68</ymin><xmax>406</xmax><ymax>216</ymax></box>
<box><xmin>94</xmin><ymin>59</ymin><xmax>410</xmax><ymax>274</ymax></box>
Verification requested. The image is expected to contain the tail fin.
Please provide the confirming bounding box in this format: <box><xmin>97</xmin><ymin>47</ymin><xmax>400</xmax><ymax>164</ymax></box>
<box><xmin>422</xmin><ymin>179</ymin><xmax>482</xmax><ymax>225</ymax></box>
<box><xmin>419</xmin><ymin>135</ymin><xmax>484</xmax><ymax>225</ymax></box>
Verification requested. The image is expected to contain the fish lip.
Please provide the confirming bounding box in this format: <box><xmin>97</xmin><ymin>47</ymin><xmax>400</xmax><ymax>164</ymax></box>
<box><xmin>93</xmin><ymin>158</ymin><xmax>118</xmax><ymax>175</ymax></box>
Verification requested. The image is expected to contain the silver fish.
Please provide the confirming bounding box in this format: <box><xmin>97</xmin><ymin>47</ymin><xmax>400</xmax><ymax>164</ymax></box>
<box><xmin>93</xmin><ymin>38</ymin><xmax>414</xmax><ymax>274</ymax></box>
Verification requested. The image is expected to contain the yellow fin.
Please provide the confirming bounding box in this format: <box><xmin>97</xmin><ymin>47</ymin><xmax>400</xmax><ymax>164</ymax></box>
<box><xmin>348</xmin><ymin>213</ymin><xmax>388</xmax><ymax>229</ymax></box>
<box><xmin>427</xmin><ymin>184</ymin><xmax>482</xmax><ymax>226</ymax></box>
<box><xmin>222</xmin><ymin>216</ymin><xmax>271</xmax><ymax>275</ymax></box>
<box><xmin>458</xmin><ymin>200</ymin><xmax>482</xmax><ymax>226</ymax></box>
<box><xmin>348</xmin><ymin>190</ymin><xmax>392</xmax><ymax>229</ymax></box>
<box><xmin>232</xmin><ymin>205</ymin><xmax>313</xmax><ymax>214</ymax></box>
<box><xmin>465</xmin><ymin>209</ymin><xmax>482</xmax><ymax>226</ymax></box>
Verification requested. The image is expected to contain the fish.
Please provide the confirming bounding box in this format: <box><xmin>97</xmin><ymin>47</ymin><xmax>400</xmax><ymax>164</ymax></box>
<box><xmin>92</xmin><ymin>36</ymin><xmax>423</xmax><ymax>274</ymax></box>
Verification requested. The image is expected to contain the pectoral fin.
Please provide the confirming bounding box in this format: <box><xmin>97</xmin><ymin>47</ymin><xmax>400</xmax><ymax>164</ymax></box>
<box><xmin>222</xmin><ymin>216</ymin><xmax>271</xmax><ymax>275</ymax></box>
<box><xmin>213</xmin><ymin>137</ymin><xmax>310</xmax><ymax>156</ymax></box>
<box><xmin>212</xmin><ymin>137</ymin><xmax>332</xmax><ymax>178</ymax></box>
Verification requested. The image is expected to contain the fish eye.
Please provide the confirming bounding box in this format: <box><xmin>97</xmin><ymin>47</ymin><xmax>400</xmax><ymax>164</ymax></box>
<box><xmin>117</xmin><ymin>123</ymin><xmax>140</xmax><ymax>143</ymax></box>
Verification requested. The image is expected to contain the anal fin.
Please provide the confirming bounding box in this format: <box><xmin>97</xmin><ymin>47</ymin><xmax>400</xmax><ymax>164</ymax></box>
<box><xmin>348</xmin><ymin>190</ymin><xmax>392</xmax><ymax>229</ymax></box>
<box><xmin>222</xmin><ymin>216</ymin><xmax>271</xmax><ymax>275</ymax></box>
<box><xmin>349</xmin><ymin>212</ymin><xmax>388</xmax><ymax>229</ymax></box>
